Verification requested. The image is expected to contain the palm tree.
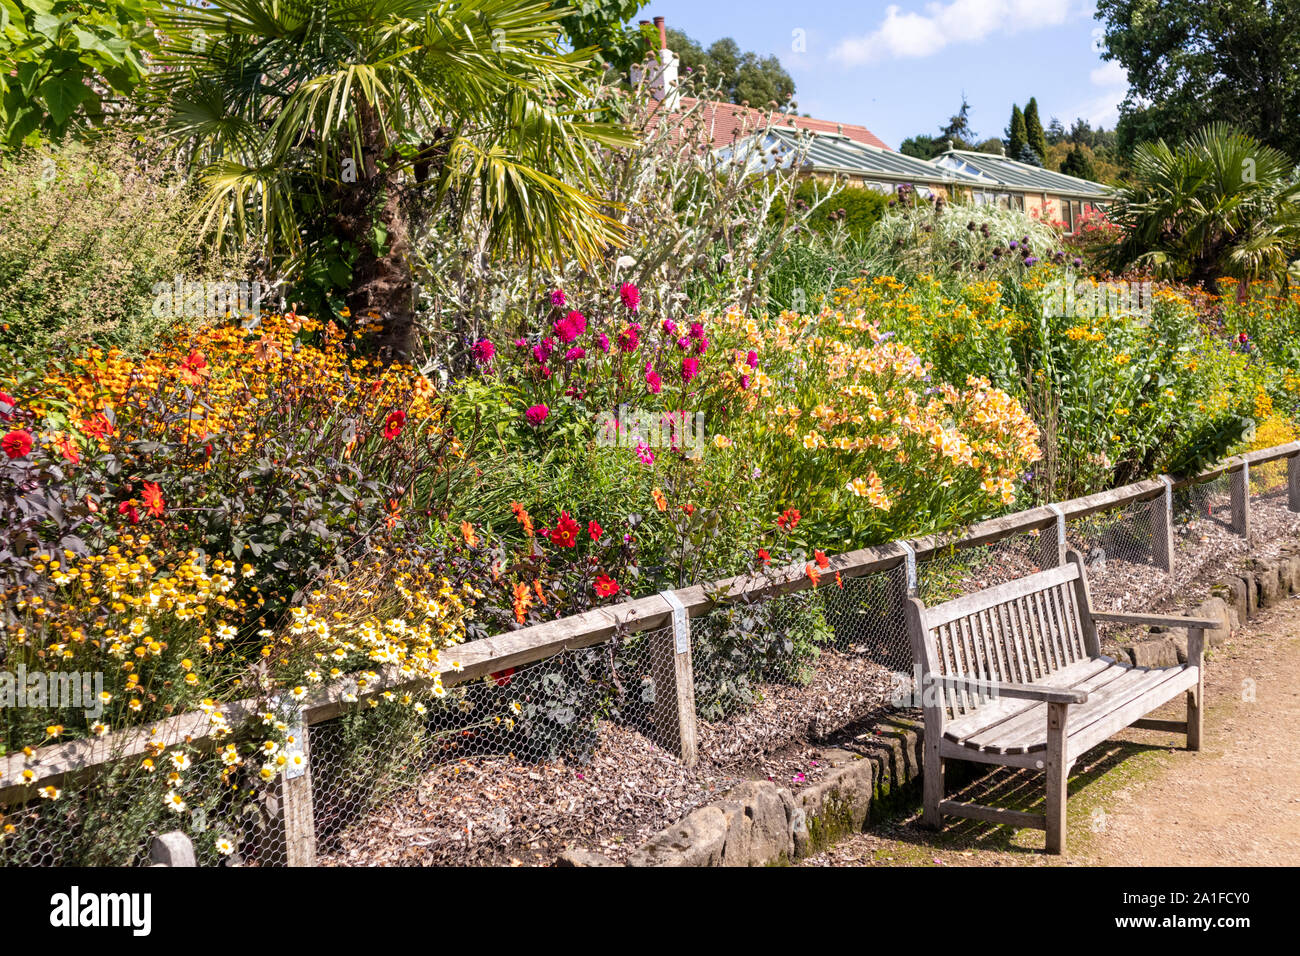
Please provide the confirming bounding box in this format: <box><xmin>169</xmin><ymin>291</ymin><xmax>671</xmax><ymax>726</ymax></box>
<box><xmin>148</xmin><ymin>0</ymin><xmax>632</xmax><ymax>357</ymax></box>
<box><xmin>1106</xmin><ymin>123</ymin><xmax>1300</xmax><ymax>290</ymax></box>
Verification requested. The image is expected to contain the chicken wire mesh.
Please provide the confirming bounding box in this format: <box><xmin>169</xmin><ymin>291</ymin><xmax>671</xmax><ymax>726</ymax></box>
<box><xmin>691</xmin><ymin>564</ymin><xmax>909</xmax><ymax>769</ymax></box>
<box><xmin>0</xmin><ymin>732</ymin><xmax>295</xmax><ymax>867</ymax></box>
<box><xmin>7</xmin><ymin>460</ymin><xmax>1300</xmax><ymax>867</ymax></box>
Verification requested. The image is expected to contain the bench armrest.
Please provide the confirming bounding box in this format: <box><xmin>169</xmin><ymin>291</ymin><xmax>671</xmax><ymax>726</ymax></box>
<box><xmin>930</xmin><ymin>674</ymin><xmax>1088</xmax><ymax>704</ymax></box>
<box><xmin>1092</xmin><ymin>611</ymin><xmax>1220</xmax><ymax>631</ymax></box>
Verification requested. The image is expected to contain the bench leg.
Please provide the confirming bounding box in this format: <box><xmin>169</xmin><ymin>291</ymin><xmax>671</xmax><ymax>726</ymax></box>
<box><xmin>922</xmin><ymin>735</ymin><xmax>943</xmax><ymax>829</ymax></box>
<box><xmin>1045</xmin><ymin>701</ymin><xmax>1068</xmax><ymax>854</ymax></box>
<box><xmin>1186</xmin><ymin>685</ymin><xmax>1204</xmax><ymax>752</ymax></box>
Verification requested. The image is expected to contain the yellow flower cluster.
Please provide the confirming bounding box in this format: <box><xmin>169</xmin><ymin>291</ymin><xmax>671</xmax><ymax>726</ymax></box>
<box><xmin>284</xmin><ymin>556</ymin><xmax>482</xmax><ymax>705</ymax></box>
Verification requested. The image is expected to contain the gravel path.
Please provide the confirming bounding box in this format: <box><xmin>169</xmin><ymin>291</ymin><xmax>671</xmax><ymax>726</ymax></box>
<box><xmin>802</xmin><ymin>594</ymin><xmax>1300</xmax><ymax>867</ymax></box>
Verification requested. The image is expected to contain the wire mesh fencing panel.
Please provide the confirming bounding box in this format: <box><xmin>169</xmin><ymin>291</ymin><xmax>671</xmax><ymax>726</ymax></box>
<box><xmin>1064</xmin><ymin>496</ymin><xmax>1159</xmax><ymax>606</ymax></box>
<box><xmin>1</xmin><ymin>736</ymin><xmax>294</xmax><ymax>868</ymax></box>
<box><xmin>1168</xmin><ymin>471</ymin><xmax>1253</xmax><ymax>608</ymax></box>
<box><xmin>691</xmin><ymin>563</ymin><xmax>908</xmax><ymax>773</ymax></box>
<box><xmin>301</xmin><ymin>627</ymin><xmax>737</xmax><ymax>866</ymax></box>
<box><xmin>917</xmin><ymin>526</ymin><xmax>1050</xmax><ymax>605</ymax></box>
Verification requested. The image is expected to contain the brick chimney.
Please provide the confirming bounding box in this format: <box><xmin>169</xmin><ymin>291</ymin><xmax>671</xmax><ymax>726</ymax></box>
<box><xmin>630</xmin><ymin>15</ymin><xmax>680</xmax><ymax>108</ymax></box>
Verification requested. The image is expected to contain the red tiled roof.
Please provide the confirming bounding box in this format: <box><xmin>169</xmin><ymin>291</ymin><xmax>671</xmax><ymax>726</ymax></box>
<box><xmin>672</xmin><ymin>96</ymin><xmax>892</xmax><ymax>151</ymax></box>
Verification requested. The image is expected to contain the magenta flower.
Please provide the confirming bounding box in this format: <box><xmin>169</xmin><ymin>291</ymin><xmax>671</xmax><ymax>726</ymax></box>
<box><xmin>739</xmin><ymin>374</ymin><xmax>750</xmax><ymax>390</ymax></box>
<box><xmin>746</xmin><ymin>350</ymin><xmax>759</xmax><ymax>369</ymax></box>
<box><xmin>688</xmin><ymin>321</ymin><xmax>705</xmax><ymax>339</ymax></box>
<box><xmin>525</xmin><ymin>404</ymin><xmax>550</xmax><ymax>426</ymax></box>
<box><xmin>646</xmin><ymin>370</ymin><xmax>662</xmax><ymax>394</ymax></box>
<box><xmin>693</xmin><ymin>336</ymin><xmax>709</xmax><ymax>354</ymax></box>
<box><xmin>662</xmin><ymin>318</ymin><xmax>677</xmax><ymax>336</ymax></box>
<box><xmin>677</xmin><ymin>336</ymin><xmax>690</xmax><ymax>351</ymax></box>
<box><xmin>597</xmin><ymin>332</ymin><xmax>610</xmax><ymax>352</ymax></box>
<box><xmin>471</xmin><ymin>338</ymin><xmax>495</xmax><ymax>364</ymax></box>
<box><xmin>618</xmin><ymin>324</ymin><xmax>640</xmax><ymax>353</ymax></box>
<box><xmin>636</xmin><ymin>442</ymin><xmax>655</xmax><ymax>465</ymax></box>
<box><xmin>681</xmin><ymin>357</ymin><xmax>699</xmax><ymax>382</ymax></box>
<box><xmin>553</xmin><ymin>310</ymin><xmax>586</xmax><ymax>344</ymax></box>
<box><xmin>550</xmin><ymin>289</ymin><xmax>567</xmax><ymax>307</ymax></box>
<box><xmin>565</xmin><ymin>346</ymin><xmax>586</xmax><ymax>361</ymax></box>
<box><xmin>620</xmin><ymin>282</ymin><xmax>640</xmax><ymax>311</ymax></box>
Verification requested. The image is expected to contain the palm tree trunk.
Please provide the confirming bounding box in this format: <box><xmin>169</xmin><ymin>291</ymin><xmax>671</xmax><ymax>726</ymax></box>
<box><xmin>340</xmin><ymin>98</ymin><xmax>416</xmax><ymax>360</ymax></box>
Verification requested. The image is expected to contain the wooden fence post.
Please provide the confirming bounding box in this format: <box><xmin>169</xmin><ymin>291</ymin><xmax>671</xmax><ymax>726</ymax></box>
<box><xmin>278</xmin><ymin>712</ymin><xmax>316</xmax><ymax>867</ymax></box>
<box><xmin>1151</xmin><ymin>477</ymin><xmax>1175</xmax><ymax>574</ymax></box>
<box><xmin>1289</xmin><ymin>453</ymin><xmax>1300</xmax><ymax>512</ymax></box>
<box><xmin>1038</xmin><ymin>505</ymin><xmax>1066</xmax><ymax>569</ymax></box>
<box><xmin>653</xmin><ymin>591</ymin><xmax>698</xmax><ymax>767</ymax></box>
<box><xmin>1230</xmin><ymin>460</ymin><xmax>1251</xmax><ymax>540</ymax></box>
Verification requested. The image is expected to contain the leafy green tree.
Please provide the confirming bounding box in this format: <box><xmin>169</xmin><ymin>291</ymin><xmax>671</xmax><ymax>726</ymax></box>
<box><xmin>1060</xmin><ymin>144</ymin><xmax>1096</xmax><ymax>180</ymax></box>
<box><xmin>148</xmin><ymin>0</ymin><xmax>632</xmax><ymax>358</ymax></box>
<box><xmin>0</xmin><ymin>0</ymin><xmax>153</xmax><ymax>149</ymax></box>
<box><xmin>1007</xmin><ymin>103</ymin><xmax>1027</xmax><ymax>161</ymax></box>
<box><xmin>664</xmin><ymin>28</ymin><xmax>795</xmax><ymax>108</ymax></box>
<box><xmin>1096</xmin><ymin>0</ymin><xmax>1300</xmax><ymax>159</ymax></box>
<box><xmin>1023</xmin><ymin>97</ymin><xmax>1048</xmax><ymax>162</ymax></box>
<box><xmin>1106</xmin><ymin>123</ymin><xmax>1300</xmax><ymax>289</ymax></box>
<box><xmin>939</xmin><ymin>95</ymin><xmax>976</xmax><ymax>148</ymax></box>
<box><xmin>899</xmin><ymin>133</ymin><xmax>942</xmax><ymax>160</ymax></box>
<box><xmin>899</xmin><ymin>97</ymin><xmax>977</xmax><ymax>158</ymax></box>
<box><xmin>1046</xmin><ymin>117</ymin><xmax>1066</xmax><ymax>146</ymax></box>
<box><xmin>558</xmin><ymin>0</ymin><xmax>649</xmax><ymax>73</ymax></box>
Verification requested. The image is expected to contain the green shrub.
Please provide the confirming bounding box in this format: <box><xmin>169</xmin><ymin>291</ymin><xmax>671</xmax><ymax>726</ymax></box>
<box><xmin>769</xmin><ymin>179</ymin><xmax>888</xmax><ymax>243</ymax></box>
<box><xmin>0</xmin><ymin>137</ymin><xmax>245</xmax><ymax>354</ymax></box>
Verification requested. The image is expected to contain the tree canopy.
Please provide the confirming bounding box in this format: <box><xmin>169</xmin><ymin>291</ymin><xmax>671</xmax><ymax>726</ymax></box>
<box><xmin>1096</xmin><ymin>0</ymin><xmax>1300</xmax><ymax>159</ymax></box>
<box><xmin>664</xmin><ymin>28</ymin><xmax>795</xmax><ymax>108</ymax></box>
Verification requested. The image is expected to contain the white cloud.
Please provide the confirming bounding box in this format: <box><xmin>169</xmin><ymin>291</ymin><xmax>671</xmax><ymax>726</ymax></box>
<box><xmin>832</xmin><ymin>0</ymin><xmax>1074</xmax><ymax>65</ymax></box>
<box><xmin>1065</xmin><ymin>59</ymin><xmax>1128</xmax><ymax>128</ymax></box>
<box><xmin>1089</xmin><ymin>61</ymin><xmax>1126</xmax><ymax>88</ymax></box>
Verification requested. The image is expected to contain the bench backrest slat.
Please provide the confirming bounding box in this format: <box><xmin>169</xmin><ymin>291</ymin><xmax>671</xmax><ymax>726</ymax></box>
<box><xmin>909</xmin><ymin>562</ymin><xmax>1093</xmax><ymax>719</ymax></box>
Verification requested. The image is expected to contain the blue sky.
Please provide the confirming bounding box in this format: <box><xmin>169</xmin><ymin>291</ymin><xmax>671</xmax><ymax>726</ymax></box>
<box><xmin>632</xmin><ymin>1</ymin><xmax>1127</xmax><ymax>150</ymax></box>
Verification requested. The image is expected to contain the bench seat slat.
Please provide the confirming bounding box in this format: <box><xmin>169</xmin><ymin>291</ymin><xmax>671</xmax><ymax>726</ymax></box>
<box><xmin>948</xmin><ymin>663</ymin><xmax>1195</xmax><ymax>756</ymax></box>
<box><xmin>942</xmin><ymin>657</ymin><xmax>1118</xmax><ymax>743</ymax></box>
<box><xmin>959</xmin><ymin>658</ymin><xmax>1149</xmax><ymax>752</ymax></box>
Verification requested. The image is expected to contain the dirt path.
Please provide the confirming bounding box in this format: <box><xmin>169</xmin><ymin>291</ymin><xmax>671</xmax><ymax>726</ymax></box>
<box><xmin>803</xmin><ymin>595</ymin><xmax>1300</xmax><ymax>867</ymax></box>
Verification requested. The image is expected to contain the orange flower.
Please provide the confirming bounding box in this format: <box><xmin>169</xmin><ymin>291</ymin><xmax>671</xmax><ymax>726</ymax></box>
<box><xmin>534</xmin><ymin>579</ymin><xmax>547</xmax><ymax>605</ymax></box>
<box><xmin>80</xmin><ymin>413</ymin><xmax>114</xmax><ymax>440</ymax></box>
<box><xmin>510</xmin><ymin>501</ymin><xmax>534</xmax><ymax>536</ymax></box>
<box><xmin>835</xmin><ymin>571</ymin><xmax>843</xmax><ymax>589</ymax></box>
<box><xmin>652</xmin><ymin>487</ymin><xmax>667</xmax><ymax>512</ymax></box>
<box><xmin>50</xmin><ymin>433</ymin><xmax>79</xmax><ymax>464</ymax></box>
<box><xmin>805</xmin><ymin>563</ymin><xmax>821</xmax><ymax>586</ymax></box>
<box><xmin>385</xmin><ymin>498</ymin><xmax>400</xmax><ymax>529</ymax></box>
<box><xmin>512</xmin><ymin>582</ymin><xmax>533</xmax><ymax>624</ymax></box>
<box><xmin>177</xmin><ymin>349</ymin><xmax>208</xmax><ymax>385</ymax></box>
<box><xmin>140</xmin><ymin>482</ymin><xmax>165</xmax><ymax>518</ymax></box>
<box><xmin>460</xmin><ymin>520</ymin><xmax>478</xmax><ymax>548</ymax></box>
<box><xmin>814</xmin><ymin>549</ymin><xmax>829</xmax><ymax>569</ymax></box>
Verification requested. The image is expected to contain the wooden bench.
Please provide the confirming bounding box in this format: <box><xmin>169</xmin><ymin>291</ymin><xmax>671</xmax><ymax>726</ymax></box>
<box><xmin>905</xmin><ymin>549</ymin><xmax>1219</xmax><ymax>853</ymax></box>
